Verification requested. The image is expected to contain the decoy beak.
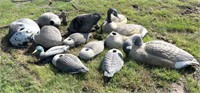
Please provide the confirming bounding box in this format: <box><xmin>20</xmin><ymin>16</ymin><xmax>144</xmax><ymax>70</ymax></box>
<box><xmin>32</xmin><ymin>50</ymin><xmax>37</xmax><ymax>54</ymax></box>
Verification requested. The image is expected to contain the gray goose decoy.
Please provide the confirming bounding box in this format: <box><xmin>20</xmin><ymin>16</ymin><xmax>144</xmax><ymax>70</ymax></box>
<box><xmin>114</xmin><ymin>24</ymin><xmax>148</xmax><ymax>37</ymax></box>
<box><xmin>63</xmin><ymin>33</ymin><xmax>92</xmax><ymax>48</ymax></box>
<box><xmin>33</xmin><ymin>45</ymin><xmax>69</xmax><ymax>59</ymax></box>
<box><xmin>9</xmin><ymin>18</ymin><xmax>40</xmax><ymax>47</ymax></box>
<box><xmin>123</xmin><ymin>34</ymin><xmax>199</xmax><ymax>69</ymax></box>
<box><xmin>33</xmin><ymin>25</ymin><xmax>62</xmax><ymax>48</ymax></box>
<box><xmin>105</xmin><ymin>31</ymin><xmax>128</xmax><ymax>49</ymax></box>
<box><xmin>67</xmin><ymin>12</ymin><xmax>101</xmax><ymax>34</ymax></box>
<box><xmin>102</xmin><ymin>8</ymin><xmax>147</xmax><ymax>37</ymax></box>
<box><xmin>37</xmin><ymin>12</ymin><xmax>61</xmax><ymax>28</ymax></box>
<box><xmin>79</xmin><ymin>41</ymin><xmax>104</xmax><ymax>61</ymax></box>
<box><xmin>52</xmin><ymin>54</ymin><xmax>89</xmax><ymax>74</ymax></box>
<box><xmin>101</xmin><ymin>49</ymin><xmax>124</xmax><ymax>77</ymax></box>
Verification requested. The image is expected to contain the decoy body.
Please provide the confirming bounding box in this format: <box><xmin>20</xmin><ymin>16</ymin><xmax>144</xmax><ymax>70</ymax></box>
<box><xmin>123</xmin><ymin>34</ymin><xmax>199</xmax><ymax>69</ymax></box>
<box><xmin>114</xmin><ymin>24</ymin><xmax>148</xmax><ymax>37</ymax></box>
<box><xmin>63</xmin><ymin>33</ymin><xmax>92</xmax><ymax>48</ymax></box>
<box><xmin>52</xmin><ymin>54</ymin><xmax>89</xmax><ymax>74</ymax></box>
<box><xmin>105</xmin><ymin>31</ymin><xmax>128</xmax><ymax>49</ymax></box>
<box><xmin>9</xmin><ymin>18</ymin><xmax>40</xmax><ymax>47</ymax></box>
<box><xmin>79</xmin><ymin>41</ymin><xmax>104</xmax><ymax>61</ymax></box>
<box><xmin>33</xmin><ymin>26</ymin><xmax>62</xmax><ymax>48</ymax></box>
<box><xmin>33</xmin><ymin>45</ymin><xmax>69</xmax><ymax>59</ymax></box>
<box><xmin>67</xmin><ymin>12</ymin><xmax>101</xmax><ymax>34</ymax></box>
<box><xmin>102</xmin><ymin>8</ymin><xmax>148</xmax><ymax>37</ymax></box>
<box><xmin>101</xmin><ymin>49</ymin><xmax>124</xmax><ymax>77</ymax></box>
<box><xmin>37</xmin><ymin>12</ymin><xmax>61</xmax><ymax>27</ymax></box>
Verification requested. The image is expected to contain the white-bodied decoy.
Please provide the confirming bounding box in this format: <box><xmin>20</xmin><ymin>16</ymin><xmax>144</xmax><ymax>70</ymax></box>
<box><xmin>79</xmin><ymin>41</ymin><xmax>104</xmax><ymax>61</ymax></box>
<box><xmin>101</xmin><ymin>49</ymin><xmax>124</xmax><ymax>77</ymax></box>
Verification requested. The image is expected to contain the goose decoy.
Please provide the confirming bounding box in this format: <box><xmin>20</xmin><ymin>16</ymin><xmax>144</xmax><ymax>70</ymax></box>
<box><xmin>52</xmin><ymin>54</ymin><xmax>89</xmax><ymax>74</ymax></box>
<box><xmin>102</xmin><ymin>8</ymin><xmax>147</xmax><ymax>37</ymax></box>
<box><xmin>67</xmin><ymin>12</ymin><xmax>101</xmax><ymax>34</ymax></box>
<box><xmin>9</xmin><ymin>18</ymin><xmax>40</xmax><ymax>47</ymax></box>
<box><xmin>33</xmin><ymin>25</ymin><xmax>62</xmax><ymax>48</ymax></box>
<box><xmin>37</xmin><ymin>12</ymin><xmax>61</xmax><ymax>28</ymax></box>
<box><xmin>63</xmin><ymin>33</ymin><xmax>92</xmax><ymax>48</ymax></box>
<box><xmin>114</xmin><ymin>24</ymin><xmax>148</xmax><ymax>37</ymax></box>
<box><xmin>123</xmin><ymin>34</ymin><xmax>199</xmax><ymax>69</ymax></box>
<box><xmin>102</xmin><ymin>8</ymin><xmax>119</xmax><ymax>33</ymax></box>
<box><xmin>105</xmin><ymin>31</ymin><xmax>128</xmax><ymax>49</ymax></box>
<box><xmin>101</xmin><ymin>49</ymin><xmax>124</xmax><ymax>77</ymax></box>
<box><xmin>79</xmin><ymin>41</ymin><xmax>104</xmax><ymax>61</ymax></box>
<box><xmin>33</xmin><ymin>45</ymin><xmax>69</xmax><ymax>59</ymax></box>
<box><xmin>105</xmin><ymin>8</ymin><xmax>127</xmax><ymax>26</ymax></box>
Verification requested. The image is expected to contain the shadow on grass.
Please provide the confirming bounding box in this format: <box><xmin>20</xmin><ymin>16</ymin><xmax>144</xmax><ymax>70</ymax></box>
<box><xmin>0</xmin><ymin>33</ymin><xmax>14</xmax><ymax>54</ymax></box>
<box><xmin>0</xmin><ymin>32</ymin><xmax>38</xmax><ymax>57</ymax></box>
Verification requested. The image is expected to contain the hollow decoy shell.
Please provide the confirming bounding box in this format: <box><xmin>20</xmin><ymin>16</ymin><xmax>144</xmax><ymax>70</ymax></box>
<box><xmin>9</xmin><ymin>18</ymin><xmax>40</xmax><ymax>47</ymax></box>
<box><xmin>63</xmin><ymin>33</ymin><xmax>92</xmax><ymax>48</ymax></box>
<box><xmin>52</xmin><ymin>54</ymin><xmax>89</xmax><ymax>74</ymax></box>
<box><xmin>37</xmin><ymin>12</ymin><xmax>61</xmax><ymax>28</ymax></box>
<box><xmin>101</xmin><ymin>49</ymin><xmax>124</xmax><ymax>77</ymax></box>
<box><xmin>67</xmin><ymin>12</ymin><xmax>101</xmax><ymax>33</ymax></box>
<box><xmin>79</xmin><ymin>41</ymin><xmax>104</xmax><ymax>61</ymax></box>
<box><xmin>33</xmin><ymin>25</ymin><xmax>62</xmax><ymax>48</ymax></box>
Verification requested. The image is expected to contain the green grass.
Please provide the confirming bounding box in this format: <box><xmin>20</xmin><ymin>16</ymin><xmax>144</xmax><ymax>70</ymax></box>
<box><xmin>0</xmin><ymin>0</ymin><xmax>200</xmax><ymax>92</ymax></box>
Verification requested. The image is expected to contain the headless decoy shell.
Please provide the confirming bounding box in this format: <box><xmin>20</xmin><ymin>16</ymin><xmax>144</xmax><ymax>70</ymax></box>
<box><xmin>52</xmin><ymin>54</ymin><xmax>89</xmax><ymax>74</ymax></box>
<box><xmin>37</xmin><ymin>12</ymin><xmax>61</xmax><ymax>28</ymax></box>
<box><xmin>33</xmin><ymin>26</ymin><xmax>62</xmax><ymax>48</ymax></box>
<box><xmin>105</xmin><ymin>31</ymin><xmax>128</xmax><ymax>49</ymax></box>
<box><xmin>101</xmin><ymin>49</ymin><xmax>124</xmax><ymax>77</ymax></box>
<box><xmin>63</xmin><ymin>33</ymin><xmax>92</xmax><ymax>48</ymax></box>
<box><xmin>9</xmin><ymin>18</ymin><xmax>40</xmax><ymax>47</ymax></box>
<box><xmin>67</xmin><ymin>12</ymin><xmax>101</xmax><ymax>34</ymax></box>
<box><xmin>79</xmin><ymin>41</ymin><xmax>104</xmax><ymax>61</ymax></box>
<box><xmin>123</xmin><ymin>34</ymin><xmax>199</xmax><ymax>69</ymax></box>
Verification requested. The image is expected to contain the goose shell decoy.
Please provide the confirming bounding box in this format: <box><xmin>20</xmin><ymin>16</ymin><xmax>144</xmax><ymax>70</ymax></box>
<box><xmin>33</xmin><ymin>25</ymin><xmax>62</xmax><ymax>48</ymax></box>
<box><xmin>105</xmin><ymin>8</ymin><xmax>127</xmax><ymax>26</ymax></box>
<box><xmin>63</xmin><ymin>33</ymin><xmax>92</xmax><ymax>48</ymax></box>
<box><xmin>9</xmin><ymin>18</ymin><xmax>40</xmax><ymax>47</ymax></box>
<box><xmin>123</xmin><ymin>34</ymin><xmax>199</xmax><ymax>69</ymax></box>
<box><xmin>101</xmin><ymin>49</ymin><xmax>124</xmax><ymax>77</ymax></box>
<box><xmin>114</xmin><ymin>24</ymin><xmax>148</xmax><ymax>37</ymax></box>
<box><xmin>79</xmin><ymin>41</ymin><xmax>104</xmax><ymax>61</ymax></box>
<box><xmin>102</xmin><ymin>8</ymin><xmax>119</xmax><ymax>33</ymax></box>
<box><xmin>52</xmin><ymin>54</ymin><xmax>89</xmax><ymax>74</ymax></box>
<box><xmin>105</xmin><ymin>31</ymin><xmax>128</xmax><ymax>49</ymax></box>
<box><xmin>33</xmin><ymin>45</ymin><xmax>69</xmax><ymax>59</ymax></box>
<box><xmin>37</xmin><ymin>12</ymin><xmax>61</xmax><ymax>27</ymax></box>
<box><xmin>67</xmin><ymin>12</ymin><xmax>101</xmax><ymax>33</ymax></box>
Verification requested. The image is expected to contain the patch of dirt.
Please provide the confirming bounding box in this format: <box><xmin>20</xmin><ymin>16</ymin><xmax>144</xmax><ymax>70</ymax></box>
<box><xmin>179</xmin><ymin>5</ymin><xmax>200</xmax><ymax>15</ymax></box>
<box><xmin>171</xmin><ymin>81</ymin><xmax>185</xmax><ymax>93</ymax></box>
<box><xmin>156</xmin><ymin>34</ymin><xmax>176</xmax><ymax>44</ymax></box>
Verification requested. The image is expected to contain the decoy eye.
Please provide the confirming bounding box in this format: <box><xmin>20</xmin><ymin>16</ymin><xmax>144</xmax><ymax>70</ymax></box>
<box><xmin>113</xmin><ymin>50</ymin><xmax>117</xmax><ymax>53</ymax></box>
<box><xmin>85</xmin><ymin>48</ymin><xmax>89</xmax><ymax>51</ymax></box>
<box><xmin>112</xmin><ymin>32</ymin><xmax>116</xmax><ymax>35</ymax></box>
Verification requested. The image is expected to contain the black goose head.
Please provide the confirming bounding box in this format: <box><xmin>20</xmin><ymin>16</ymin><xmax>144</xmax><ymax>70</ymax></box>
<box><xmin>123</xmin><ymin>34</ymin><xmax>143</xmax><ymax>56</ymax></box>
